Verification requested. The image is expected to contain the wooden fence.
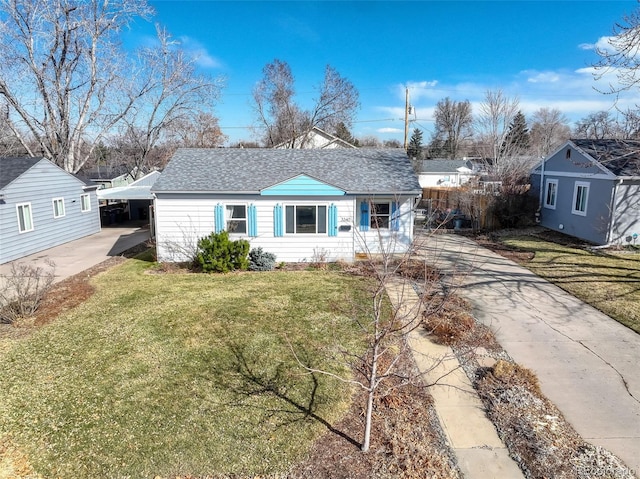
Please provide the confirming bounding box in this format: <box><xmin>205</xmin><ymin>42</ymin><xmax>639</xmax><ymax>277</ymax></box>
<box><xmin>418</xmin><ymin>187</ymin><xmax>500</xmax><ymax>230</ymax></box>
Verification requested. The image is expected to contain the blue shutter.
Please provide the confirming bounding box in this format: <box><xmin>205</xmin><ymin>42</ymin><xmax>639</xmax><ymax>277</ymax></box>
<box><xmin>273</xmin><ymin>204</ymin><xmax>283</xmax><ymax>237</ymax></box>
<box><xmin>248</xmin><ymin>204</ymin><xmax>258</xmax><ymax>237</ymax></box>
<box><xmin>391</xmin><ymin>201</ymin><xmax>400</xmax><ymax>231</ymax></box>
<box><xmin>359</xmin><ymin>201</ymin><xmax>369</xmax><ymax>232</ymax></box>
<box><xmin>328</xmin><ymin>204</ymin><xmax>338</xmax><ymax>237</ymax></box>
<box><xmin>215</xmin><ymin>203</ymin><xmax>224</xmax><ymax>233</ymax></box>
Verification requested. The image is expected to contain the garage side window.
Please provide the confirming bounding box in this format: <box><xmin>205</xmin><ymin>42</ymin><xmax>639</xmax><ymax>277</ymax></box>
<box><xmin>572</xmin><ymin>181</ymin><xmax>589</xmax><ymax>216</ymax></box>
<box><xmin>544</xmin><ymin>179</ymin><xmax>558</xmax><ymax>209</ymax></box>
<box><xmin>81</xmin><ymin>194</ymin><xmax>91</xmax><ymax>212</ymax></box>
<box><xmin>53</xmin><ymin>198</ymin><xmax>65</xmax><ymax>218</ymax></box>
<box><xmin>16</xmin><ymin>202</ymin><xmax>34</xmax><ymax>233</ymax></box>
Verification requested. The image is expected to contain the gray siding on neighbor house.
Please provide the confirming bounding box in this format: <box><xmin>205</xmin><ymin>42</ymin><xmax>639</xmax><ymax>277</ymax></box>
<box><xmin>0</xmin><ymin>159</ymin><xmax>101</xmax><ymax>264</ymax></box>
<box><xmin>544</xmin><ymin>144</ymin><xmax>608</xmax><ymax>175</ymax></box>
<box><xmin>610</xmin><ymin>180</ymin><xmax>640</xmax><ymax>245</ymax></box>
<box><xmin>533</xmin><ymin>172</ymin><xmax>615</xmax><ymax>245</ymax></box>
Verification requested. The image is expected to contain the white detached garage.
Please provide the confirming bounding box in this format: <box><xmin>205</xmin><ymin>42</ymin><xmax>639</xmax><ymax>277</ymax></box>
<box><xmin>151</xmin><ymin>148</ymin><xmax>421</xmax><ymax>263</ymax></box>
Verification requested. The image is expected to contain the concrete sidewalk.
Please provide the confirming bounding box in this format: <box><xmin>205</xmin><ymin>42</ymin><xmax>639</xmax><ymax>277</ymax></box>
<box><xmin>385</xmin><ymin>278</ymin><xmax>525</xmax><ymax>479</ymax></box>
<box><xmin>0</xmin><ymin>224</ymin><xmax>150</xmax><ymax>287</ymax></box>
<box><xmin>419</xmin><ymin>233</ymin><xmax>640</xmax><ymax>475</ymax></box>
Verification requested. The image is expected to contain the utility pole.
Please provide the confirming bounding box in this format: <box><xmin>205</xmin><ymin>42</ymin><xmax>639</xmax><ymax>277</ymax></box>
<box><xmin>403</xmin><ymin>87</ymin><xmax>409</xmax><ymax>150</ymax></box>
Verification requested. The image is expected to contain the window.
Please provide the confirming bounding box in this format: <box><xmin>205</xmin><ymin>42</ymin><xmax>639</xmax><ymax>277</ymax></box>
<box><xmin>285</xmin><ymin>205</ymin><xmax>327</xmax><ymax>234</ymax></box>
<box><xmin>572</xmin><ymin>181</ymin><xmax>589</xmax><ymax>216</ymax></box>
<box><xmin>370</xmin><ymin>202</ymin><xmax>391</xmax><ymax>229</ymax></box>
<box><xmin>81</xmin><ymin>194</ymin><xmax>91</xmax><ymax>212</ymax></box>
<box><xmin>226</xmin><ymin>205</ymin><xmax>247</xmax><ymax>234</ymax></box>
<box><xmin>16</xmin><ymin>203</ymin><xmax>34</xmax><ymax>233</ymax></box>
<box><xmin>52</xmin><ymin>198</ymin><xmax>65</xmax><ymax>218</ymax></box>
<box><xmin>544</xmin><ymin>179</ymin><xmax>558</xmax><ymax>209</ymax></box>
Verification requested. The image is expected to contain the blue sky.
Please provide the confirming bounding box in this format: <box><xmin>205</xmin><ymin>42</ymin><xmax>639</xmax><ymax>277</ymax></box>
<box><xmin>129</xmin><ymin>1</ymin><xmax>637</xmax><ymax>145</ymax></box>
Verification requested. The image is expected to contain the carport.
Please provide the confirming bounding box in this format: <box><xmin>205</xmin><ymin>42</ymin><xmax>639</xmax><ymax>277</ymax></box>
<box><xmin>96</xmin><ymin>171</ymin><xmax>159</xmax><ymax>226</ymax></box>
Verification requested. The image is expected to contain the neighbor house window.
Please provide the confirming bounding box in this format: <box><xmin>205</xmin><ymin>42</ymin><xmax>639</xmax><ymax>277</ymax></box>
<box><xmin>544</xmin><ymin>179</ymin><xmax>558</xmax><ymax>209</ymax></box>
<box><xmin>226</xmin><ymin>205</ymin><xmax>247</xmax><ymax>234</ymax></box>
<box><xmin>81</xmin><ymin>194</ymin><xmax>91</xmax><ymax>212</ymax></box>
<box><xmin>370</xmin><ymin>202</ymin><xmax>391</xmax><ymax>229</ymax></box>
<box><xmin>572</xmin><ymin>181</ymin><xmax>589</xmax><ymax>216</ymax></box>
<box><xmin>52</xmin><ymin>198</ymin><xmax>65</xmax><ymax>218</ymax></box>
<box><xmin>16</xmin><ymin>203</ymin><xmax>34</xmax><ymax>233</ymax></box>
<box><xmin>285</xmin><ymin>205</ymin><xmax>327</xmax><ymax>234</ymax></box>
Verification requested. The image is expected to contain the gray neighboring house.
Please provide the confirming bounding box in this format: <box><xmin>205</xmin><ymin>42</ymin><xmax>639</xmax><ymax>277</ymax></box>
<box><xmin>531</xmin><ymin>139</ymin><xmax>640</xmax><ymax>246</ymax></box>
<box><xmin>0</xmin><ymin>157</ymin><xmax>101</xmax><ymax>264</ymax></box>
<box><xmin>151</xmin><ymin>148</ymin><xmax>421</xmax><ymax>263</ymax></box>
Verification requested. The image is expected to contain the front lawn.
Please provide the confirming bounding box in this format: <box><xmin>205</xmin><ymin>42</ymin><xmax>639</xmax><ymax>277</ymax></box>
<box><xmin>0</xmin><ymin>257</ymin><xmax>371</xmax><ymax>478</ymax></box>
<box><xmin>498</xmin><ymin>236</ymin><xmax>640</xmax><ymax>334</ymax></box>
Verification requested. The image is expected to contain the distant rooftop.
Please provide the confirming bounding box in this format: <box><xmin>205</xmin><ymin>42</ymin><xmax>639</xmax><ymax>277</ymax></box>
<box><xmin>572</xmin><ymin>139</ymin><xmax>640</xmax><ymax>177</ymax></box>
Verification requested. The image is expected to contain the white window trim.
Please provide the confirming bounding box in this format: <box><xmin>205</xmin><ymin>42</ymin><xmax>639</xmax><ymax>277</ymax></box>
<box><xmin>571</xmin><ymin>181</ymin><xmax>590</xmax><ymax>217</ymax></box>
<box><xmin>81</xmin><ymin>194</ymin><xmax>91</xmax><ymax>212</ymax></box>
<box><xmin>16</xmin><ymin>202</ymin><xmax>34</xmax><ymax>233</ymax></box>
<box><xmin>225</xmin><ymin>203</ymin><xmax>248</xmax><ymax>235</ymax></box>
<box><xmin>543</xmin><ymin>179</ymin><xmax>558</xmax><ymax>210</ymax></box>
<box><xmin>284</xmin><ymin>203</ymin><xmax>328</xmax><ymax>235</ymax></box>
<box><xmin>52</xmin><ymin>197</ymin><xmax>65</xmax><ymax>218</ymax></box>
<box><xmin>370</xmin><ymin>201</ymin><xmax>393</xmax><ymax>230</ymax></box>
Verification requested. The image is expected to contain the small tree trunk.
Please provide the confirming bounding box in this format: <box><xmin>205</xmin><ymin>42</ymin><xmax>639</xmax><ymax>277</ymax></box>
<box><xmin>362</xmin><ymin>345</ymin><xmax>378</xmax><ymax>452</ymax></box>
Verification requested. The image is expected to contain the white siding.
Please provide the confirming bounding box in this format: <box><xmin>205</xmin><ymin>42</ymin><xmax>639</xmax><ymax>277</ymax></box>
<box><xmin>355</xmin><ymin>197</ymin><xmax>415</xmax><ymax>256</ymax></box>
<box><xmin>0</xmin><ymin>160</ymin><xmax>101</xmax><ymax>264</ymax></box>
<box><xmin>154</xmin><ymin>194</ymin><xmax>357</xmax><ymax>263</ymax></box>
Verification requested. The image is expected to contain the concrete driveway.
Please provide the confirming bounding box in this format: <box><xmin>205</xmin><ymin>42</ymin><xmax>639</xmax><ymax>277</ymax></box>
<box><xmin>0</xmin><ymin>224</ymin><xmax>151</xmax><ymax>286</ymax></box>
<box><xmin>419</xmin><ymin>233</ymin><xmax>640</xmax><ymax>474</ymax></box>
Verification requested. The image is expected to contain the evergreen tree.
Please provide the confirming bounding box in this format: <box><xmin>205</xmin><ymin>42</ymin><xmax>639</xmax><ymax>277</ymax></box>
<box><xmin>334</xmin><ymin>122</ymin><xmax>359</xmax><ymax>146</ymax></box>
<box><xmin>407</xmin><ymin>128</ymin><xmax>424</xmax><ymax>159</ymax></box>
<box><xmin>502</xmin><ymin>111</ymin><xmax>530</xmax><ymax>155</ymax></box>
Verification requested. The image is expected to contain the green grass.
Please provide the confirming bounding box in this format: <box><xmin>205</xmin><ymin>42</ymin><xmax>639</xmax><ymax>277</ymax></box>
<box><xmin>499</xmin><ymin>236</ymin><xmax>640</xmax><ymax>334</ymax></box>
<box><xmin>0</xmin><ymin>258</ymin><xmax>372</xmax><ymax>477</ymax></box>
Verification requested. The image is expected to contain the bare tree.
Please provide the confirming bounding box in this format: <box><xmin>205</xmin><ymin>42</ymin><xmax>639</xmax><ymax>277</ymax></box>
<box><xmin>430</xmin><ymin>97</ymin><xmax>473</xmax><ymax>159</ymax></box>
<box><xmin>594</xmin><ymin>6</ymin><xmax>640</xmax><ymax>97</ymax></box>
<box><xmin>252</xmin><ymin>59</ymin><xmax>359</xmax><ymax>147</ymax></box>
<box><xmin>165</xmin><ymin>112</ymin><xmax>227</xmax><ymax>148</ymax></box>
<box><xmin>287</xmin><ymin>209</ymin><xmax>457</xmax><ymax>452</ymax></box>
<box><xmin>113</xmin><ymin>26</ymin><xmax>223</xmax><ymax>176</ymax></box>
<box><xmin>573</xmin><ymin>111</ymin><xmax>622</xmax><ymax>139</ymax></box>
<box><xmin>0</xmin><ymin>0</ymin><xmax>153</xmax><ymax>172</ymax></box>
<box><xmin>529</xmin><ymin>107</ymin><xmax>571</xmax><ymax>157</ymax></box>
<box><xmin>474</xmin><ymin>89</ymin><xmax>520</xmax><ymax>163</ymax></box>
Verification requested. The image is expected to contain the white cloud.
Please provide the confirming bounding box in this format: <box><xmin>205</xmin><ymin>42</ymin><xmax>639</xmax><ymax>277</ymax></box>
<box><xmin>377</xmin><ymin>127</ymin><xmax>402</xmax><ymax>133</ymax></box>
<box><xmin>179</xmin><ymin>36</ymin><xmax>223</xmax><ymax>69</ymax></box>
<box><xmin>579</xmin><ymin>36</ymin><xmax>618</xmax><ymax>54</ymax></box>
<box><xmin>525</xmin><ymin>71</ymin><xmax>561</xmax><ymax>84</ymax></box>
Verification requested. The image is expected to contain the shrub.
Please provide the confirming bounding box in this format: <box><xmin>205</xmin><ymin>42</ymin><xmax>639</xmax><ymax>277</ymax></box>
<box><xmin>193</xmin><ymin>231</ymin><xmax>249</xmax><ymax>273</ymax></box>
<box><xmin>248</xmin><ymin>247</ymin><xmax>276</xmax><ymax>271</ymax></box>
<box><xmin>0</xmin><ymin>260</ymin><xmax>56</xmax><ymax>324</ymax></box>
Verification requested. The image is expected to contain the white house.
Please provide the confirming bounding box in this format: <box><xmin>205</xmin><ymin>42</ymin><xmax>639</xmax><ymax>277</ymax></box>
<box><xmin>418</xmin><ymin>159</ymin><xmax>474</xmax><ymax>188</ymax></box>
<box><xmin>273</xmin><ymin>126</ymin><xmax>358</xmax><ymax>149</ymax></box>
<box><xmin>151</xmin><ymin>148</ymin><xmax>421</xmax><ymax>263</ymax></box>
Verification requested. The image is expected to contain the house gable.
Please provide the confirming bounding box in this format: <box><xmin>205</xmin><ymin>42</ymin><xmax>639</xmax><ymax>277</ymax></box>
<box><xmin>535</xmin><ymin>142</ymin><xmax>617</xmax><ymax>179</ymax></box>
<box><xmin>261</xmin><ymin>174</ymin><xmax>346</xmax><ymax>196</ymax></box>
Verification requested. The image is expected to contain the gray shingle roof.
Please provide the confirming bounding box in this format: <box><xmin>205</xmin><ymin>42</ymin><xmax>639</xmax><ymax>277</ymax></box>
<box><xmin>152</xmin><ymin>148</ymin><xmax>421</xmax><ymax>195</ymax></box>
<box><xmin>572</xmin><ymin>139</ymin><xmax>640</xmax><ymax>177</ymax></box>
<box><xmin>0</xmin><ymin>157</ymin><xmax>42</xmax><ymax>190</ymax></box>
<box><xmin>419</xmin><ymin>159</ymin><xmax>473</xmax><ymax>173</ymax></box>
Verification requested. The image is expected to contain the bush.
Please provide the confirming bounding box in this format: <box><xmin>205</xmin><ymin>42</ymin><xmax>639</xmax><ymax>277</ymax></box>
<box><xmin>0</xmin><ymin>260</ymin><xmax>56</xmax><ymax>324</ymax></box>
<box><xmin>248</xmin><ymin>247</ymin><xmax>276</xmax><ymax>271</ymax></box>
<box><xmin>193</xmin><ymin>231</ymin><xmax>249</xmax><ymax>273</ymax></box>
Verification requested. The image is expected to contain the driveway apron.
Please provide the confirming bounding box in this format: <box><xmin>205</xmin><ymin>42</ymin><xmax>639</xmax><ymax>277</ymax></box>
<box><xmin>419</xmin><ymin>233</ymin><xmax>640</xmax><ymax>475</ymax></box>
